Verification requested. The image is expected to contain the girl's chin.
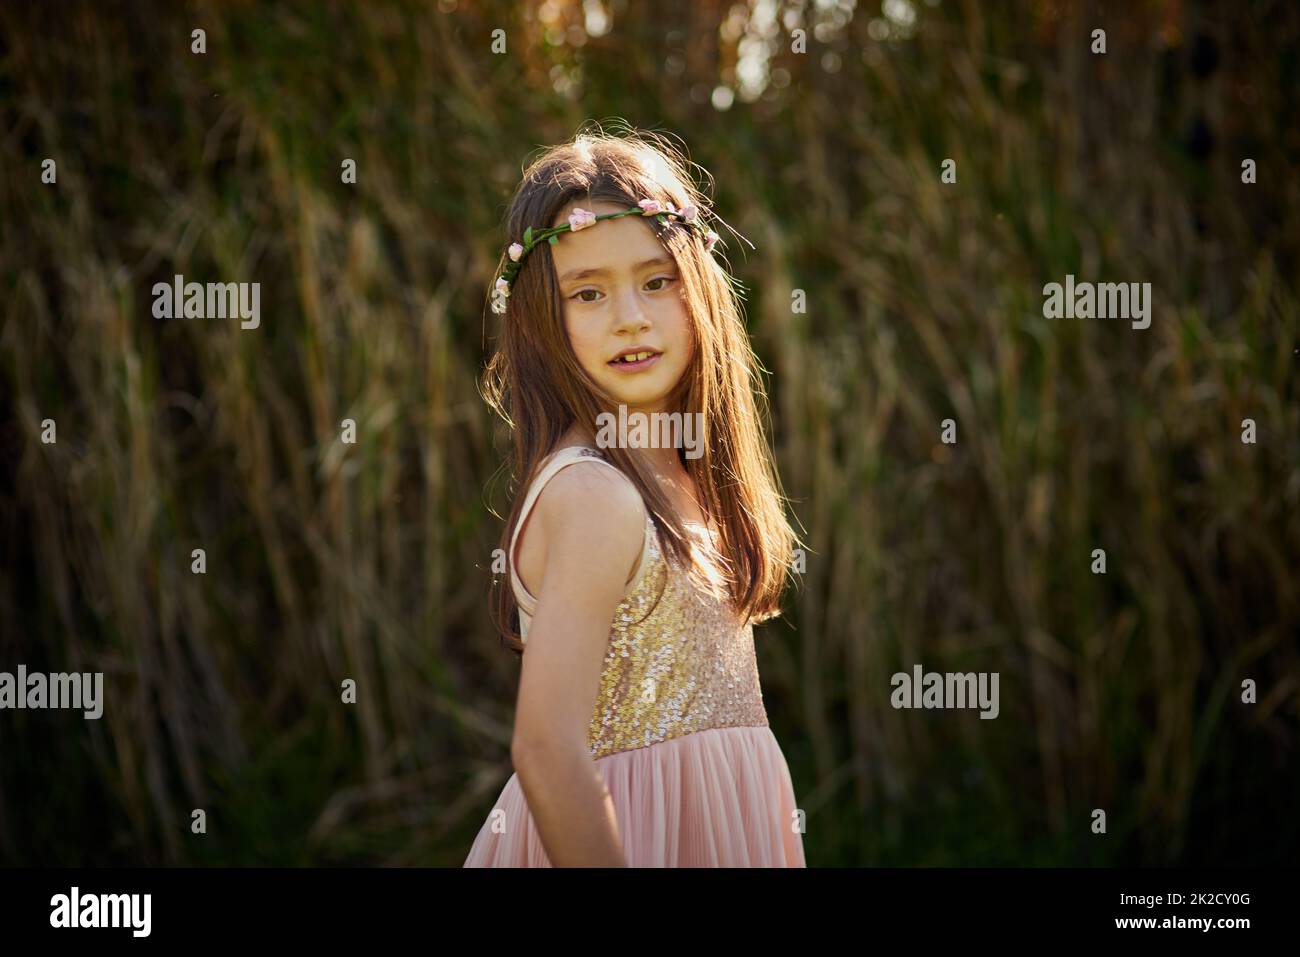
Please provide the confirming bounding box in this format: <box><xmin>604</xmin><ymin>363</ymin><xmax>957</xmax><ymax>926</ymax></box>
<box><xmin>604</xmin><ymin>394</ymin><xmax>667</xmax><ymax>412</ymax></box>
<box><xmin>598</xmin><ymin>377</ymin><xmax>665</xmax><ymax>402</ymax></box>
<box><xmin>592</xmin><ymin>361</ymin><xmax>683</xmax><ymax>409</ymax></box>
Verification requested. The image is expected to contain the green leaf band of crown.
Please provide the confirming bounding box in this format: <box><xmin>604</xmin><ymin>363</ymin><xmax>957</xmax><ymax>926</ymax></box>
<box><xmin>500</xmin><ymin>207</ymin><xmax>708</xmax><ymax>283</ymax></box>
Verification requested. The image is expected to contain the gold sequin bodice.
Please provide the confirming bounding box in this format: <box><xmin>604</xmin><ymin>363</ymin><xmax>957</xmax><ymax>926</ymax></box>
<box><xmin>512</xmin><ymin>447</ymin><xmax>770</xmax><ymax>761</ymax></box>
<box><xmin>586</xmin><ymin>513</ymin><xmax>770</xmax><ymax>760</ymax></box>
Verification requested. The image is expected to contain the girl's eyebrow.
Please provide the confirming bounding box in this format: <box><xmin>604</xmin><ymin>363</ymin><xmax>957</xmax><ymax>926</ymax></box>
<box><xmin>559</xmin><ymin>256</ymin><xmax>675</xmax><ymax>283</ymax></box>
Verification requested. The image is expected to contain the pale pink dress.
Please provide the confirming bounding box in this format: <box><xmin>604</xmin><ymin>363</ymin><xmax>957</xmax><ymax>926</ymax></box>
<box><xmin>464</xmin><ymin>445</ymin><xmax>806</xmax><ymax>867</ymax></box>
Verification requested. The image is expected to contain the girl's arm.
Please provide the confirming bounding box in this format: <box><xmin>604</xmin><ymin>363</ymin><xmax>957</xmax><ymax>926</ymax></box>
<box><xmin>509</xmin><ymin>462</ymin><xmax>648</xmax><ymax>867</ymax></box>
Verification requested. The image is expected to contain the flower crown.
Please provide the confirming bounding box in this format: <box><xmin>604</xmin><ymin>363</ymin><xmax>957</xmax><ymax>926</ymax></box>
<box><xmin>489</xmin><ymin>198</ymin><xmax>720</xmax><ymax>314</ymax></box>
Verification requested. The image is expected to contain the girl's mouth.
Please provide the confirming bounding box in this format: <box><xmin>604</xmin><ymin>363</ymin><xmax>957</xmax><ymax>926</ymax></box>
<box><xmin>607</xmin><ymin>351</ymin><xmax>661</xmax><ymax>373</ymax></box>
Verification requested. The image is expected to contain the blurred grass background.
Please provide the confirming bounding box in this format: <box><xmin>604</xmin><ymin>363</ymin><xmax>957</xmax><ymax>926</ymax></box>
<box><xmin>1</xmin><ymin>0</ymin><xmax>1297</xmax><ymax>866</ymax></box>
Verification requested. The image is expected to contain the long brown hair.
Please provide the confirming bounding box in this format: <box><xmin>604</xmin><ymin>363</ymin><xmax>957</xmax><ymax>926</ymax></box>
<box><xmin>480</xmin><ymin>123</ymin><xmax>800</xmax><ymax>654</ymax></box>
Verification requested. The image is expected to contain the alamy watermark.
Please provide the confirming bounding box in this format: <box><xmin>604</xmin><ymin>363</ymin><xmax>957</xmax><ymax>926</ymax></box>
<box><xmin>0</xmin><ymin>665</ymin><xmax>103</xmax><ymax>719</ymax></box>
<box><xmin>890</xmin><ymin>665</ymin><xmax>999</xmax><ymax>719</ymax></box>
<box><xmin>1042</xmin><ymin>274</ymin><xmax>1151</xmax><ymax>330</ymax></box>
<box><xmin>152</xmin><ymin>273</ymin><xmax>260</xmax><ymax>329</ymax></box>
<box><xmin>595</xmin><ymin>405</ymin><xmax>704</xmax><ymax>460</ymax></box>
<box><xmin>50</xmin><ymin>887</ymin><xmax>150</xmax><ymax>937</ymax></box>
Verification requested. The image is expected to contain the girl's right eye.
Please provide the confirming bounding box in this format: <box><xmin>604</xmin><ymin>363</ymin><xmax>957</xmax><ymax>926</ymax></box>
<box><xmin>573</xmin><ymin>289</ymin><xmax>601</xmax><ymax>303</ymax></box>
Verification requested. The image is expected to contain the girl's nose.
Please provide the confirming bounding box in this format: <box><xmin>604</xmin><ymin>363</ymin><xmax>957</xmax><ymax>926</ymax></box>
<box><xmin>611</xmin><ymin>289</ymin><xmax>652</xmax><ymax>333</ymax></box>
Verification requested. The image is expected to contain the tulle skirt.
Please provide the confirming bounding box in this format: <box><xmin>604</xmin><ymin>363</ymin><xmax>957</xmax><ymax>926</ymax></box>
<box><xmin>463</xmin><ymin>725</ymin><xmax>806</xmax><ymax>867</ymax></box>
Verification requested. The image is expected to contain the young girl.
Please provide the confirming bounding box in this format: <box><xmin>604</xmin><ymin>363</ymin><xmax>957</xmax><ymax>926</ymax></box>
<box><xmin>464</xmin><ymin>127</ymin><xmax>805</xmax><ymax>867</ymax></box>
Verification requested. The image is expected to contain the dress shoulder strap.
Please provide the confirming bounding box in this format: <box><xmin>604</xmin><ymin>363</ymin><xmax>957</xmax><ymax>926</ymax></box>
<box><xmin>508</xmin><ymin>446</ymin><xmax>655</xmax><ymax>620</ymax></box>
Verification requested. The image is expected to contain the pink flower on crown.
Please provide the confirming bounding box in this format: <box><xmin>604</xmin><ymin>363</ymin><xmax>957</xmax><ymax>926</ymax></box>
<box><xmin>704</xmin><ymin>230</ymin><xmax>719</xmax><ymax>251</ymax></box>
<box><xmin>638</xmin><ymin>199</ymin><xmax>664</xmax><ymax>216</ymax></box>
<box><xmin>508</xmin><ymin>242</ymin><xmax>524</xmax><ymax>262</ymax></box>
<box><xmin>568</xmin><ymin>208</ymin><xmax>597</xmax><ymax>231</ymax></box>
<box><xmin>495</xmin><ymin>277</ymin><xmax>511</xmax><ymax>296</ymax></box>
<box><xmin>678</xmin><ymin>204</ymin><xmax>700</xmax><ymax>223</ymax></box>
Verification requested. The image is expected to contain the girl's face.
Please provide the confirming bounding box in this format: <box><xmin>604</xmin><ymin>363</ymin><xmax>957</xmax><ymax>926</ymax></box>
<box><xmin>551</xmin><ymin>199</ymin><xmax>694</xmax><ymax>415</ymax></box>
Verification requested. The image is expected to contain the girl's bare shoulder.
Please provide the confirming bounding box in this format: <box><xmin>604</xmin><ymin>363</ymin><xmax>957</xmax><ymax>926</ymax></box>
<box><xmin>532</xmin><ymin>452</ymin><xmax>647</xmax><ymax>539</ymax></box>
<box><xmin>513</xmin><ymin>445</ymin><xmax>647</xmax><ymax>588</ymax></box>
